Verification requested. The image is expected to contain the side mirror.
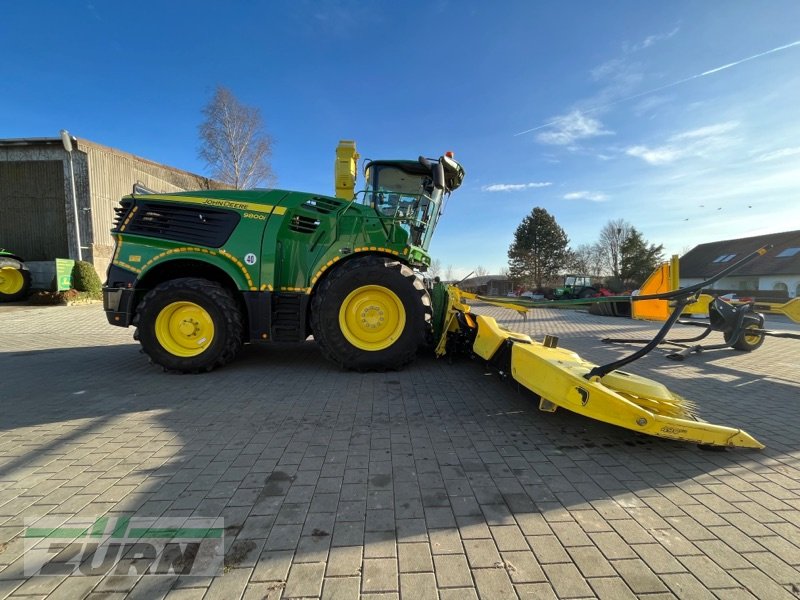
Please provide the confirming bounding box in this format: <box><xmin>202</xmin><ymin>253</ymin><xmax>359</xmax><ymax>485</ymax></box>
<box><xmin>432</xmin><ymin>161</ymin><xmax>445</xmax><ymax>190</ymax></box>
<box><xmin>419</xmin><ymin>156</ymin><xmax>444</xmax><ymax>190</ymax></box>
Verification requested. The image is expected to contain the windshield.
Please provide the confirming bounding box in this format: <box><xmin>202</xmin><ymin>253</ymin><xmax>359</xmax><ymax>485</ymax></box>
<box><xmin>360</xmin><ymin>163</ymin><xmax>443</xmax><ymax>249</ymax></box>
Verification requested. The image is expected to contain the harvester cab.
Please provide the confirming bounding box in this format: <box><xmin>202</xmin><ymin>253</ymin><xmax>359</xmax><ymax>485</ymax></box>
<box><xmin>359</xmin><ymin>154</ymin><xmax>463</xmax><ymax>250</ymax></box>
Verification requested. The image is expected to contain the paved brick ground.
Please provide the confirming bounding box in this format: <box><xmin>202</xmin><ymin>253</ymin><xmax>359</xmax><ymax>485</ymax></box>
<box><xmin>1</xmin><ymin>302</ymin><xmax>799</xmax><ymax>599</ymax></box>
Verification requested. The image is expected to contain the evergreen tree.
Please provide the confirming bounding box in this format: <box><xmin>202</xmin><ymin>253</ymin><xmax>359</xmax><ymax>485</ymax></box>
<box><xmin>508</xmin><ymin>207</ymin><xmax>570</xmax><ymax>289</ymax></box>
<box><xmin>620</xmin><ymin>228</ymin><xmax>664</xmax><ymax>286</ymax></box>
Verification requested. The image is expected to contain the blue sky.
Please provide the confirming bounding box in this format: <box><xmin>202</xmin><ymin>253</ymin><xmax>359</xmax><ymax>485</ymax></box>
<box><xmin>3</xmin><ymin>1</ymin><xmax>799</xmax><ymax>277</ymax></box>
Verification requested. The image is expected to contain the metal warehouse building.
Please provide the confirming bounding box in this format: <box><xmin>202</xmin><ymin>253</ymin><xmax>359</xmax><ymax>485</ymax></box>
<box><xmin>0</xmin><ymin>137</ymin><xmax>223</xmax><ymax>276</ymax></box>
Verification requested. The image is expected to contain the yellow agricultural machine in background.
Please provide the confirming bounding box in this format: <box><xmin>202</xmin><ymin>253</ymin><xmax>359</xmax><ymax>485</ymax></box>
<box><xmin>606</xmin><ymin>251</ymin><xmax>800</xmax><ymax>360</ymax></box>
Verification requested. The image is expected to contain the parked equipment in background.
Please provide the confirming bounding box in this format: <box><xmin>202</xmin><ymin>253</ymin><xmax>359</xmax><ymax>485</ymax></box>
<box><xmin>552</xmin><ymin>274</ymin><xmax>597</xmax><ymax>300</ymax></box>
<box><xmin>0</xmin><ymin>249</ymin><xmax>31</xmax><ymax>302</ymax></box>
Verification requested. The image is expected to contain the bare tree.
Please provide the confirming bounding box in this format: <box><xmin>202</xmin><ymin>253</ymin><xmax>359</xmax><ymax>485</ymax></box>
<box><xmin>598</xmin><ymin>219</ymin><xmax>631</xmax><ymax>278</ymax></box>
<box><xmin>428</xmin><ymin>258</ymin><xmax>441</xmax><ymax>279</ymax></box>
<box><xmin>199</xmin><ymin>85</ymin><xmax>275</xmax><ymax>189</ymax></box>
<box><xmin>444</xmin><ymin>264</ymin><xmax>455</xmax><ymax>281</ymax></box>
<box><xmin>569</xmin><ymin>243</ymin><xmax>606</xmax><ymax>276</ymax></box>
<box><xmin>473</xmin><ymin>265</ymin><xmax>489</xmax><ymax>278</ymax></box>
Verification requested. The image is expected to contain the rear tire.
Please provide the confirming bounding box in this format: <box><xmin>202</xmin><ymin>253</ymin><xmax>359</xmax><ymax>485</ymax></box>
<box><xmin>311</xmin><ymin>255</ymin><xmax>427</xmax><ymax>370</ymax></box>
<box><xmin>134</xmin><ymin>277</ymin><xmax>243</xmax><ymax>373</ymax></box>
<box><xmin>0</xmin><ymin>260</ymin><xmax>31</xmax><ymax>302</ymax></box>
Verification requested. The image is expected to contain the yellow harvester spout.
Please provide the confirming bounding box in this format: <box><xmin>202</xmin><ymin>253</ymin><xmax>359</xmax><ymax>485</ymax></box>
<box><xmin>335</xmin><ymin>140</ymin><xmax>360</xmax><ymax>200</ymax></box>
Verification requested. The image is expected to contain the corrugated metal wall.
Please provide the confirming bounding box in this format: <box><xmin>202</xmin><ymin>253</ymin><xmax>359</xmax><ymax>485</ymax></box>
<box><xmin>87</xmin><ymin>145</ymin><xmax>217</xmax><ymax>275</ymax></box>
<box><xmin>0</xmin><ymin>161</ymin><xmax>69</xmax><ymax>260</ymax></box>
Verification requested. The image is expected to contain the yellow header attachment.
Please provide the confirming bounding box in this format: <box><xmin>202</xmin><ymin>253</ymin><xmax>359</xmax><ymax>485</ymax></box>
<box><xmin>335</xmin><ymin>140</ymin><xmax>360</xmax><ymax>200</ymax></box>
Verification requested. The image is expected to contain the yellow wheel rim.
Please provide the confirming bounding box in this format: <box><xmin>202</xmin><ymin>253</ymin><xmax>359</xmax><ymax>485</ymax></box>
<box><xmin>339</xmin><ymin>285</ymin><xmax>406</xmax><ymax>351</ymax></box>
<box><xmin>742</xmin><ymin>323</ymin><xmax>762</xmax><ymax>345</ymax></box>
<box><xmin>0</xmin><ymin>267</ymin><xmax>24</xmax><ymax>295</ymax></box>
<box><xmin>155</xmin><ymin>301</ymin><xmax>215</xmax><ymax>357</ymax></box>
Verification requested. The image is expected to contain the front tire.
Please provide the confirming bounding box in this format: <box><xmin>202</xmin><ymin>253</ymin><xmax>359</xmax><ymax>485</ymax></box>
<box><xmin>134</xmin><ymin>277</ymin><xmax>243</xmax><ymax>373</ymax></box>
<box><xmin>310</xmin><ymin>255</ymin><xmax>428</xmax><ymax>370</ymax></box>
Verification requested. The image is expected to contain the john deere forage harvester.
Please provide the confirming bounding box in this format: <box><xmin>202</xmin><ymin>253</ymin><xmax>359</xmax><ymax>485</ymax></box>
<box><xmin>104</xmin><ymin>142</ymin><xmax>763</xmax><ymax>449</ymax></box>
<box><xmin>104</xmin><ymin>144</ymin><xmax>464</xmax><ymax>372</ymax></box>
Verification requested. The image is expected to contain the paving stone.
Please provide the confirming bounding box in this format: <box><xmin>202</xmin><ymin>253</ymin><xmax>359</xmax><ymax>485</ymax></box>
<box><xmin>542</xmin><ymin>562</ymin><xmax>594</xmax><ymax>598</ymax></box>
<box><xmin>464</xmin><ymin>538</ymin><xmax>502</xmax><ymax>568</ymax></box>
<box><xmin>326</xmin><ymin>545</ymin><xmax>362</xmax><ymax>577</ymax></box>
<box><xmin>633</xmin><ymin>542</ymin><xmax>687</xmax><ymax>574</ymax></box>
<box><xmin>332</xmin><ymin>521</ymin><xmax>365</xmax><ymax>547</ymax></box>
<box><xmin>204</xmin><ymin>567</ymin><xmax>250</xmax><ymax>600</ymax></box>
<box><xmin>433</xmin><ymin>554</ymin><xmax>472</xmax><ymax>588</ymax></box>
<box><xmin>398</xmin><ymin>542</ymin><xmax>433</xmax><ymax>572</ymax></box>
<box><xmin>395</xmin><ymin>518</ymin><xmax>427</xmax><ymax>543</ymax></box>
<box><xmin>361</xmin><ymin>558</ymin><xmax>398</xmax><ymax>593</ymax></box>
<box><xmin>364</xmin><ymin>530</ymin><xmax>397</xmax><ymax>559</ymax></box>
<box><xmin>428</xmin><ymin>528</ymin><xmax>463</xmax><ymax>555</ymax></box>
<box><xmin>472</xmin><ymin>567</ymin><xmax>517</xmax><ymax>600</ymax></box>
<box><xmin>501</xmin><ymin>550</ymin><xmax>546</xmax><ymax>583</ymax></box>
<box><xmin>612</xmin><ymin>558</ymin><xmax>669</xmax><ymax>595</ymax></box>
<box><xmin>566</xmin><ymin>545</ymin><xmax>616</xmax><ymax>578</ymax></box>
<box><xmin>490</xmin><ymin>525</ymin><xmax>528</xmax><ymax>551</ymax></box>
<box><xmin>526</xmin><ymin>534</ymin><xmax>571</xmax><ymax>563</ymax></box>
<box><xmin>321</xmin><ymin>576</ymin><xmax>361</xmax><ymax>600</ymax></box>
<box><xmin>284</xmin><ymin>562</ymin><xmax>325</xmax><ymax>597</ymax></box>
<box><xmin>399</xmin><ymin>572</ymin><xmax>438</xmax><ymax>600</ymax></box>
<box><xmin>587</xmin><ymin>576</ymin><xmax>638</xmax><ymax>599</ymax></box>
<box><xmin>660</xmin><ymin>572</ymin><xmax>718</xmax><ymax>599</ymax></box>
<box><xmin>252</xmin><ymin>550</ymin><xmax>293</xmax><ymax>582</ymax></box>
<box><xmin>455</xmin><ymin>514</ymin><xmax>491</xmax><ymax>539</ymax></box>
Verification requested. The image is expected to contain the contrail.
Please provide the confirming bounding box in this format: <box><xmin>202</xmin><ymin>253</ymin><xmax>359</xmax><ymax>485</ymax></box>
<box><xmin>515</xmin><ymin>39</ymin><xmax>800</xmax><ymax>136</ymax></box>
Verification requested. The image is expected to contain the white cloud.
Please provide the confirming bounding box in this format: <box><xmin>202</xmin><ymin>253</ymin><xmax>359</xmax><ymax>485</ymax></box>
<box><xmin>563</xmin><ymin>191</ymin><xmax>608</xmax><ymax>202</ymax></box>
<box><xmin>753</xmin><ymin>146</ymin><xmax>800</xmax><ymax>163</ymax></box>
<box><xmin>536</xmin><ymin>110</ymin><xmax>614</xmax><ymax>146</ymax></box>
<box><xmin>482</xmin><ymin>182</ymin><xmax>552</xmax><ymax>192</ymax></box>
<box><xmin>671</xmin><ymin>121</ymin><xmax>739</xmax><ymax>141</ymax></box>
<box><xmin>625</xmin><ymin>26</ymin><xmax>680</xmax><ymax>52</ymax></box>
<box><xmin>626</xmin><ymin>145</ymin><xmax>682</xmax><ymax>165</ymax></box>
<box><xmin>626</xmin><ymin>121</ymin><xmax>740</xmax><ymax>166</ymax></box>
